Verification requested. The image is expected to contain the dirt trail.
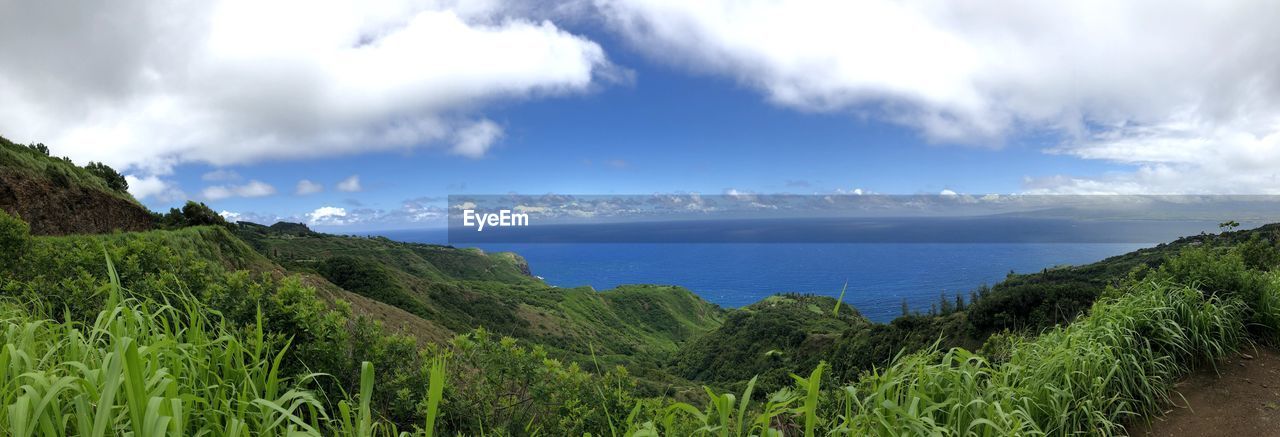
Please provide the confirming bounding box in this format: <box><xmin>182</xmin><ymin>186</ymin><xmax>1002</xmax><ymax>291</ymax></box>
<box><xmin>1131</xmin><ymin>346</ymin><xmax>1280</xmax><ymax>436</ymax></box>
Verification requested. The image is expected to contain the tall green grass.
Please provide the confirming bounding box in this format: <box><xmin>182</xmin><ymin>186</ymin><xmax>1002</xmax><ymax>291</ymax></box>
<box><xmin>637</xmin><ymin>279</ymin><xmax>1250</xmax><ymax>436</ymax></box>
<box><xmin>2</xmin><ymin>245</ymin><xmax>1269</xmax><ymax>436</ymax></box>
<box><xmin>0</xmin><ymin>256</ymin><xmax>445</xmax><ymax>436</ymax></box>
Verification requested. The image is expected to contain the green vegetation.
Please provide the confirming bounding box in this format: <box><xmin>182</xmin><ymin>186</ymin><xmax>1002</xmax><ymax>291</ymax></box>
<box><xmin>157</xmin><ymin>201</ymin><xmax>231</xmax><ymax>229</ymax></box>
<box><xmin>233</xmin><ymin>224</ymin><xmax>726</xmax><ymax>373</ymax></box>
<box><xmin>6</xmin><ymin>141</ymin><xmax>1280</xmax><ymax>434</ymax></box>
<box><xmin>0</xmin><ymin>135</ymin><xmax>136</xmax><ymax>202</ymax></box>
<box><xmin>673</xmin><ymin>294</ymin><xmax>867</xmax><ymax>393</ymax></box>
<box><xmin>677</xmin><ymin>225</ymin><xmax>1280</xmax><ymax>387</ymax></box>
<box><xmin>0</xmin><ymin>258</ymin><xmax>445</xmax><ymax>436</ymax></box>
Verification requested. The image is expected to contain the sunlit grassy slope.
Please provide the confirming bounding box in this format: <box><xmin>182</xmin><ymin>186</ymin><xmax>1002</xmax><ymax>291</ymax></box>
<box><xmin>233</xmin><ymin>224</ymin><xmax>727</xmax><ymax>369</ymax></box>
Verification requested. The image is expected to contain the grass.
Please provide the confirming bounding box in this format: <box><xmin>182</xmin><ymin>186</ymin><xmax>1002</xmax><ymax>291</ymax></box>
<box><xmin>0</xmin><ymin>135</ymin><xmax>140</xmax><ymax>205</ymax></box>
<box><xmin>0</xmin><ymin>253</ymin><xmax>445</xmax><ymax>436</ymax></box>
<box><xmin>639</xmin><ymin>278</ymin><xmax>1254</xmax><ymax>436</ymax></box>
<box><xmin>237</xmin><ymin>225</ymin><xmax>726</xmax><ymax>368</ymax></box>
<box><xmin>4</xmin><ymin>205</ymin><xmax>1277</xmax><ymax>435</ymax></box>
<box><xmin>0</xmin><ymin>259</ymin><xmax>1261</xmax><ymax>436</ymax></box>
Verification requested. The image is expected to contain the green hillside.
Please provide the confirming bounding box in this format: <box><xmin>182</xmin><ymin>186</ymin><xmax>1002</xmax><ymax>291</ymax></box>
<box><xmin>234</xmin><ymin>223</ymin><xmax>726</xmax><ymax>372</ymax></box>
<box><xmin>0</xmin><ymin>136</ymin><xmax>153</xmax><ymax>235</ymax></box>
<box><xmin>7</xmin><ymin>137</ymin><xmax>1280</xmax><ymax>434</ymax></box>
<box><xmin>675</xmin><ymin>225</ymin><xmax>1280</xmax><ymax>388</ymax></box>
<box><xmin>673</xmin><ymin>294</ymin><xmax>869</xmax><ymax>392</ymax></box>
<box><xmin>0</xmin><ymin>135</ymin><xmax>135</xmax><ymax>203</ymax></box>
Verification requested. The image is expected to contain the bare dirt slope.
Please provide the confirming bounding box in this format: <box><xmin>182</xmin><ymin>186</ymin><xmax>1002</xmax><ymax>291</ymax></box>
<box><xmin>0</xmin><ymin>172</ymin><xmax>153</xmax><ymax>235</ymax></box>
<box><xmin>1131</xmin><ymin>346</ymin><xmax>1280</xmax><ymax>436</ymax></box>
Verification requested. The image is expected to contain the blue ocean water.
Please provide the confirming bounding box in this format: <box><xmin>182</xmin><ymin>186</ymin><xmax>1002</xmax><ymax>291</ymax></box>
<box><xmin>379</xmin><ymin>230</ymin><xmax>1147</xmax><ymax>323</ymax></box>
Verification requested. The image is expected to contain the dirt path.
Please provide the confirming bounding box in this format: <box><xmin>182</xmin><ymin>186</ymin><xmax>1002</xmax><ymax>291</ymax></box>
<box><xmin>1130</xmin><ymin>346</ymin><xmax>1280</xmax><ymax>436</ymax></box>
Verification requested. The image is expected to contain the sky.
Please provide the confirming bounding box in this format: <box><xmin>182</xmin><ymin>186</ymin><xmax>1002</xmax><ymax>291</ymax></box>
<box><xmin>2</xmin><ymin>1</ymin><xmax>1279</xmax><ymax>231</ymax></box>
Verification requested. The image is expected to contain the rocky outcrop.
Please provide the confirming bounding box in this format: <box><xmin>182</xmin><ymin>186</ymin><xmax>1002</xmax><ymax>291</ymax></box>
<box><xmin>0</xmin><ymin>172</ymin><xmax>153</xmax><ymax>235</ymax></box>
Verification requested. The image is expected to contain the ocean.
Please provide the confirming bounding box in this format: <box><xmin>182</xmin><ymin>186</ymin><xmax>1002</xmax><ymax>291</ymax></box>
<box><xmin>378</xmin><ymin>229</ymin><xmax>1147</xmax><ymax>323</ymax></box>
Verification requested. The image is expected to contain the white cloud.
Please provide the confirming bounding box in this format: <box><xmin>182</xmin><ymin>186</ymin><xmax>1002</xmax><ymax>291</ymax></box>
<box><xmin>307</xmin><ymin>206</ymin><xmax>348</xmax><ymax>225</ymax></box>
<box><xmin>596</xmin><ymin>0</ymin><xmax>1280</xmax><ymax>192</ymax></box>
<box><xmin>218</xmin><ymin>210</ymin><xmax>241</xmax><ymax>221</ymax></box>
<box><xmin>126</xmin><ymin>174</ymin><xmax>186</xmax><ymax>202</ymax></box>
<box><xmin>337</xmin><ymin>175</ymin><xmax>362</xmax><ymax>192</ymax></box>
<box><xmin>940</xmin><ymin>189</ymin><xmax>958</xmax><ymax>196</ymax></box>
<box><xmin>451</xmin><ymin>119</ymin><xmax>503</xmax><ymax>158</ymax></box>
<box><xmin>296</xmin><ymin>179</ymin><xmax>323</xmax><ymax>195</ymax></box>
<box><xmin>202</xmin><ymin>180</ymin><xmax>276</xmax><ymax>200</ymax></box>
<box><xmin>0</xmin><ymin>1</ymin><xmax>615</xmax><ymax>175</ymax></box>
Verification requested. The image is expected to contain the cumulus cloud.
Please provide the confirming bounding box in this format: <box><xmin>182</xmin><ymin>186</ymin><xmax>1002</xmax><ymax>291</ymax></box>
<box><xmin>202</xmin><ymin>180</ymin><xmax>276</xmax><ymax>200</ymax></box>
<box><xmin>307</xmin><ymin>206</ymin><xmax>349</xmax><ymax>225</ymax></box>
<box><xmin>451</xmin><ymin>119</ymin><xmax>503</xmax><ymax>158</ymax></box>
<box><xmin>296</xmin><ymin>179</ymin><xmax>323</xmax><ymax>195</ymax></box>
<box><xmin>595</xmin><ymin>0</ymin><xmax>1280</xmax><ymax>192</ymax></box>
<box><xmin>126</xmin><ymin>175</ymin><xmax>186</xmax><ymax>202</ymax></box>
<box><xmin>0</xmin><ymin>0</ymin><xmax>616</xmax><ymax>175</ymax></box>
<box><xmin>337</xmin><ymin>175</ymin><xmax>362</xmax><ymax>192</ymax></box>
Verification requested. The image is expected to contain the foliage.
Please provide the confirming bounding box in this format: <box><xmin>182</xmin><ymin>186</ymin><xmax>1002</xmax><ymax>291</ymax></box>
<box><xmin>436</xmin><ymin>329</ymin><xmax>640</xmax><ymax>435</ymax></box>
<box><xmin>319</xmin><ymin>255</ymin><xmax>431</xmax><ymax>316</ymax></box>
<box><xmin>235</xmin><ymin>223</ymin><xmax>725</xmax><ymax>372</ymax></box>
<box><xmin>0</xmin><ymin>209</ymin><xmax>31</xmax><ymax>264</ymax></box>
<box><xmin>0</xmin><ymin>256</ymin><xmax>447</xmax><ymax>436</ymax></box>
<box><xmin>679</xmin><ymin>226</ymin><xmax>1280</xmax><ymax>407</ymax></box>
<box><xmin>0</xmin><ymin>135</ymin><xmax>140</xmax><ymax>204</ymax></box>
<box><xmin>11</xmin><ymin>158</ymin><xmax>1280</xmax><ymax>435</ymax></box>
<box><xmin>83</xmin><ymin>161</ymin><xmax>129</xmax><ymax>192</ymax></box>
<box><xmin>158</xmin><ymin>201</ymin><xmax>230</xmax><ymax>229</ymax></box>
<box><xmin>673</xmin><ymin>294</ymin><xmax>864</xmax><ymax>393</ymax></box>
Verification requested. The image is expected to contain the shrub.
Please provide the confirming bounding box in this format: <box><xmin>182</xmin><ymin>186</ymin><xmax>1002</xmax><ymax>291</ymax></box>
<box><xmin>1238</xmin><ymin>233</ymin><xmax>1280</xmax><ymax>271</ymax></box>
<box><xmin>0</xmin><ymin>209</ymin><xmax>30</xmax><ymax>263</ymax></box>
<box><xmin>182</xmin><ymin>201</ymin><xmax>226</xmax><ymax>226</ymax></box>
<box><xmin>159</xmin><ymin>201</ymin><xmax>229</xmax><ymax>228</ymax></box>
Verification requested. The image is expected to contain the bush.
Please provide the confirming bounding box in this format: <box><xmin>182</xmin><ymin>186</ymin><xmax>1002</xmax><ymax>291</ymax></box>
<box><xmin>1239</xmin><ymin>233</ymin><xmax>1280</xmax><ymax>271</ymax></box>
<box><xmin>319</xmin><ymin>255</ymin><xmax>431</xmax><ymax>316</ymax></box>
<box><xmin>182</xmin><ymin>201</ymin><xmax>226</xmax><ymax>226</ymax></box>
<box><xmin>0</xmin><ymin>209</ymin><xmax>30</xmax><ymax>263</ymax></box>
<box><xmin>159</xmin><ymin>201</ymin><xmax>229</xmax><ymax>228</ymax></box>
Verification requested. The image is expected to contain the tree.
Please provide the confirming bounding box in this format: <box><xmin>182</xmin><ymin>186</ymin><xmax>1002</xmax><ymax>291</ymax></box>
<box><xmin>27</xmin><ymin>143</ymin><xmax>49</xmax><ymax>156</ymax></box>
<box><xmin>84</xmin><ymin>161</ymin><xmax>129</xmax><ymax>192</ymax></box>
<box><xmin>181</xmin><ymin>201</ymin><xmax>226</xmax><ymax>226</ymax></box>
<box><xmin>1219</xmin><ymin>220</ymin><xmax>1241</xmax><ymax>232</ymax></box>
<box><xmin>160</xmin><ymin>201</ymin><xmax>228</xmax><ymax>228</ymax></box>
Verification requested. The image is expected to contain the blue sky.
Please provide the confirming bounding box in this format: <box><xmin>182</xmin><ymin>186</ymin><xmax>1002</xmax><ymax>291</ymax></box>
<box><xmin>145</xmin><ymin>32</ymin><xmax>1124</xmax><ymax>230</ymax></box>
<box><xmin>2</xmin><ymin>1</ymin><xmax>1277</xmax><ymax>230</ymax></box>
